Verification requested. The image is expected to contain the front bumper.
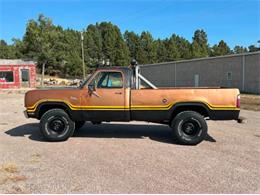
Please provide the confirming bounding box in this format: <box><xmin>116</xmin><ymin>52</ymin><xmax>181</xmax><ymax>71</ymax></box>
<box><xmin>24</xmin><ymin>110</ymin><xmax>36</xmax><ymax>118</ymax></box>
<box><xmin>23</xmin><ymin>110</ymin><xmax>29</xmax><ymax>118</ymax></box>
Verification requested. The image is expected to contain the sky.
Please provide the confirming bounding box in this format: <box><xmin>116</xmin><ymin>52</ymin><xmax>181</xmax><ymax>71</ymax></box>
<box><xmin>0</xmin><ymin>0</ymin><xmax>259</xmax><ymax>48</ymax></box>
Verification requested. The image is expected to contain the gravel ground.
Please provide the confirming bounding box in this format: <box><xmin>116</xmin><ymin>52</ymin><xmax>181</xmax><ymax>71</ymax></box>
<box><xmin>0</xmin><ymin>92</ymin><xmax>259</xmax><ymax>193</ymax></box>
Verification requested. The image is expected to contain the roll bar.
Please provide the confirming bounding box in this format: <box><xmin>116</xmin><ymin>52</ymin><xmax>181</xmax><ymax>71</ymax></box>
<box><xmin>134</xmin><ymin>65</ymin><xmax>157</xmax><ymax>89</ymax></box>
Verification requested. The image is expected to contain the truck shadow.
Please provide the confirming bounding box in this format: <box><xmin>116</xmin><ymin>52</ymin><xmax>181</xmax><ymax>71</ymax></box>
<box><xmin>5</xmin><ymin>122</ymin><xmax>216</xmax><ymax>144</ymax></box>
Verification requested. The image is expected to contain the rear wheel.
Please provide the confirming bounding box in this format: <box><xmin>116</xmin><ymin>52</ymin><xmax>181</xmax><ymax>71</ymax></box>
<box><xmin>40</xmin><ymin>109</ymin><xmax>75</xmax><ymax>141</ymax></box>
<box><xmin>171</xmin><ymin>111</ymin><xmax>207</xmax><ymax>145</ymax></box>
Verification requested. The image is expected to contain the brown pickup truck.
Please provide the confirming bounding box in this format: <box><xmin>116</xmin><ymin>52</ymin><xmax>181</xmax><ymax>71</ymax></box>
<box><xmin>24</xmin><ymin>66</ymin><xmax>240</xmax><ymax>145</ymax></box>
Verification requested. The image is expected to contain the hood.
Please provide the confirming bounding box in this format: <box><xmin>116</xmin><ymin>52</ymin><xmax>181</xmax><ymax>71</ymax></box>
<box><xmin>24</xmin><ymin>87</ymin><xmax>82</xmax><ymax>108</ymax></box>
<box><xmin>35</xmin><ymin>86</ymin><xmax>79</xmax><ymax>90</ymax></box>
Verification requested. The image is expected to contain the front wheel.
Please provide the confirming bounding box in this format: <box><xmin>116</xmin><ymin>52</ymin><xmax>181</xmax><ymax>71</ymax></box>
<box><xmin>171</xmin><ymin>111</ymin><xmax>208</xmax><ymax>145</ymax></box>
<box><xmin>40</xmin><ymin>109</ymin><xmax>75</xmax><ymax>141</ymax></box>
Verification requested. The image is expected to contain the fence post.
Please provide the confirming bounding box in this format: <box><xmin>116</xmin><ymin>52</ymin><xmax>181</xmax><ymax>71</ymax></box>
<box><xmin>174</xmin><ymin>62</ymin><xmax>177</xmax><ymax>87</ymax></box>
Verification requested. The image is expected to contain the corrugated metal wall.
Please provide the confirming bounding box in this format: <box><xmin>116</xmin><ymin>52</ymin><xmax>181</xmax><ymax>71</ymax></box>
<box><xmin>140</xmin><ymin>52</ymin><xmax>260</xmax><ymax>94</ymax></box>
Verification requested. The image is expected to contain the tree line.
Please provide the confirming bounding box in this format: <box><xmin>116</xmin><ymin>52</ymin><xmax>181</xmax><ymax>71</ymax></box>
<box><xmin>0</xmin><ymin>14</ymin><xmax>259</xmax><ymax>77</ymax></box>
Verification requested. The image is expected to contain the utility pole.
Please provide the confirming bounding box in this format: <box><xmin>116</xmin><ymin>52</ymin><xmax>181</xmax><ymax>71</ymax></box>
<box><xmin>41</xmin><ymin>61</ymin><xmax>46</xmax><ymax>87</ymax></box>
<box><xmin>81</xmin><ymin>31</ymin><xmax>86</xmax><ymax>80</ymax></box>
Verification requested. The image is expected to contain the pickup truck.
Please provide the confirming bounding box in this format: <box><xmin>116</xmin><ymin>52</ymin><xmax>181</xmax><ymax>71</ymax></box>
<box><xmin>24</xmin><ymin>66</ymin><xmax>240</xmax><ymax>145</ymax></box>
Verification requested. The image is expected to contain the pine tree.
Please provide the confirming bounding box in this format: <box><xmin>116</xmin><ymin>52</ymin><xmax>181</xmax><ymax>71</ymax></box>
<box><xmin>165</xmin><ymin>35</ymin><xmax>180</xmax><ymax>61</ymax></box>
<box><xmin>248</xmin><ymin>44</ymin><xmax>260</xmax><ymax>52</ymax></box>
<box><xmin>113</xmin><ymin>26</ymin><xmax>130</xmax><ymax>66</ymax></box>
<box><xmin>210</xmin><ymin>40</ymin><xmax>231</xmax><ymax>56</ymax></box>
<box><xmin>1</xmin><ymin>14</ymin><xmax>253</xmax><ymax>76</ymax></box>
<box><xmin>156</xmin><ymin>39</ymin><xmax>167</xmax><ymax>62</ymax></box>
<box><xmin>233</xmin><ymin>45</ymin><xmax>248</xmax><ymax>54</ymax></box>
<box><xmin>99</xmin><ymin>22</ymin><xmax>116</xmax><ymax>64</ymax></box>
<box><xmin>84</xmin><ymin>24</ymin><xmax>103</xmax><ymax>67</ymax></box>
<box><xmin>191</xmin><ymin>29</ymin><xmax>209</xmax><ymax>58</ymax></box>
<box><xmin>139</xmin><ymin>31</ymin><xmax>157</xmax><ymax>64</ymax></box>
<box><xmin>23</xmin><ymin>14</ymin><xmax>65</xmax><ymax>75</ymax></box>
<box><xmin>0</xmin><ymin>40</ymin><xmax>17</xmax><ymax>58</ymax></box>
<box><xmin>124</xmin><ymin>31</ymin><xmax>140</xmax><ymax>61</ymax></box>
<box><xmin>62</xmin><ymin>29</ymin><xmax>82</xmax><ymax>76</ymax></box>
<box><xmin>175</xmin><ymin>36</ymin><xmax>192</xmax><ymax>59</ymax></box>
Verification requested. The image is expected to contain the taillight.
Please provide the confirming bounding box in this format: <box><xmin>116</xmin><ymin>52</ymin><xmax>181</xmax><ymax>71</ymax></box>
<box><xmin>236</xmin><ymin>95</ymin><xmax>240</xmax><ymax>108</ymax></box>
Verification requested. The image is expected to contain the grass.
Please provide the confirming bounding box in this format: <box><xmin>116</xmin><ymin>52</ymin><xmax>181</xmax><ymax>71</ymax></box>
<box><xmin>0</xmin><ymin>163</ymin><xmax>19</xmax><ymax>173</ymax></box>
<box><xmin>241</xmin><ymin>94</ymin><xmax>260</xmax><ymax>111</ymax></box>
<box><xmin>30</xmin><ymin>153</ymin><xmax>41</xmax><ymax>163</ymax></box>
<box><xmin>0</xmin><ymin>163</ymin><xmax>27</xmax><ymax>186</ymax></box>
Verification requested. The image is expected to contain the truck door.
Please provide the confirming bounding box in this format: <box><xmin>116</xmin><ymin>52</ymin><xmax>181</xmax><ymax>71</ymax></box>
<box><xmin>81</xmin><ymin>70</ymin><xmax>129</xmax><ymax>121</ymax></box>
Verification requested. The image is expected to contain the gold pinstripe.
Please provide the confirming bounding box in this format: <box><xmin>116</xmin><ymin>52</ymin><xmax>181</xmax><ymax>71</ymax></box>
<box><xmin>26</xmin><ymin>98</ymin><xmax>239</xmax><ymax>112</ymax></box>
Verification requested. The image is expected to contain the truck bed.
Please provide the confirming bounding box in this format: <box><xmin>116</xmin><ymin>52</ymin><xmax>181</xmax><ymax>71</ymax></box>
<box><xmin>130</xmin><ymin>88</ymin><xmax>240</xmax><ymax>122</ymax></box>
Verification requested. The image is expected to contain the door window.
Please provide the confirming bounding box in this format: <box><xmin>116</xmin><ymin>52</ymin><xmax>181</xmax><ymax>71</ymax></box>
<box><xmin>91</xmin><ymin>72</ymin><xmax>123</xmax><ymax>88</ymax></box>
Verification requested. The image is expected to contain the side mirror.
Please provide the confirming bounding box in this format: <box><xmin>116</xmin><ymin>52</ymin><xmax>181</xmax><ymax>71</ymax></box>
<box><xmin>88</xmin><ymin>84</ymin><xmax>96</xmax><ymax>93</ymax></box>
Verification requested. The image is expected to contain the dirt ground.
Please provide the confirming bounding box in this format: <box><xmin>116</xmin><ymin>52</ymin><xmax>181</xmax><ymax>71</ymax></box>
<box><xmin>241</xmin><ymin>94</ymin><xmax>260</xmax><ymax>111</ymax></box>
<box><xmin>0</xmin><ymin>91</ymin><xmax>259</xmax><ymax>193</ymax></box>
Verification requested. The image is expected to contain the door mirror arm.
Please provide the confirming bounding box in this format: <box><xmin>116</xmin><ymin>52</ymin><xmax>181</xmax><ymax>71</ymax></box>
<box><xmin>88</xmin><ymin>80</ymin><xmax>97</xmax><ymax>93</ymax></box>
<box><xmin>88</xmin><ymin>84</ymin><xmax>100</xmax><ymax>97</ymax></box>
<box><xmin>88</xmin><ymin>84</ymin><xmax>96</xmax><ymax>93</ymax></box>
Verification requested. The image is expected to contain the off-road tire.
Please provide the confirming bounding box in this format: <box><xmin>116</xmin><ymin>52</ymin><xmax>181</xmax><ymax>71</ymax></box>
<box><xmin>171</xmin><ymin>111</ymin><xmax>208</xmax><ymax>145</ymax></box>
<box><xmin>40</xmin><ymin>109</ymin><xmax>75</xmax><ymax>141</ymax></box>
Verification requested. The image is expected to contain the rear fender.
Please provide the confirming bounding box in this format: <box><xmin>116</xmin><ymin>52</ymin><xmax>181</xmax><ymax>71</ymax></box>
<box><xmin>169</xmin><ymin>102</ymin><xmax>210</xmax><ymax>121</ymax></box>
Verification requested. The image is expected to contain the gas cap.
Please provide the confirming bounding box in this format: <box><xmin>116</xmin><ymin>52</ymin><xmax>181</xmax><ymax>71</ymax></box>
<box><xmin>162</xmin><ymin>98</ymin><xmax>168</xmax><ymax>103</ymax></box>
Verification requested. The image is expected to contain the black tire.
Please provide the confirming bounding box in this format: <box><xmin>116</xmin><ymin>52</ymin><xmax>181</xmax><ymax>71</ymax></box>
<box><xmin>40</xmin><ymin>109</ymin><xmax>75</xmax><ymax>141</ymax></box>
<box><xmin>171</xmin><ymin>111</ymin><xmax>208</xmax><ymax>145</ymax></box>
<box><xmin>75</xmin><ymin>121</ymin><xmax>85</xmax><ymax>130</ymax></box>
<box><xmin>91</xmin><ymin>121</ymin><xmax>102</xmax><ymax>125</ymax></box>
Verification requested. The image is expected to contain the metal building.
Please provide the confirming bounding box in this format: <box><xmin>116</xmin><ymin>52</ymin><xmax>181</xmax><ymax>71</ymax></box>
<box><xmin>0</xmin><ymin>59</ymin><xmax>36</xmax><ymax>89</ymax></box>
<box><xmin>140</xmin><ymin>51</ymin><xmax>260</xmax><ymax>94</ymax></box>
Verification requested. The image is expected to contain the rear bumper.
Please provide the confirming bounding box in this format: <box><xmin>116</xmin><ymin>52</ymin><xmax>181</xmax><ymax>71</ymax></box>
<box><xmin>209</xmin><ymin>110</ymin><xmax>240</xmax><ymax>120</ymax></box>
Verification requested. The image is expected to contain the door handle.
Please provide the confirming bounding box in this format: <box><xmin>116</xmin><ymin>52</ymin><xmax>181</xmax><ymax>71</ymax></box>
<box><xmin>115</xmin><ymin>92</ymin><xmax>122</xmax><ymax>95</ymax></box>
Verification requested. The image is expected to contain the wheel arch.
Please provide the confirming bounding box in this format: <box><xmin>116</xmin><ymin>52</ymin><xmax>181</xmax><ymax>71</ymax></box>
<box><xmin>36</xmin><ymin>102</ymin><xmax>72</xmax><ymax>119</ymax></box>
<box><xmin>169</xmin><ymin>102</ymin><xmax>210</xmax><ymax>121</ymax></box>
